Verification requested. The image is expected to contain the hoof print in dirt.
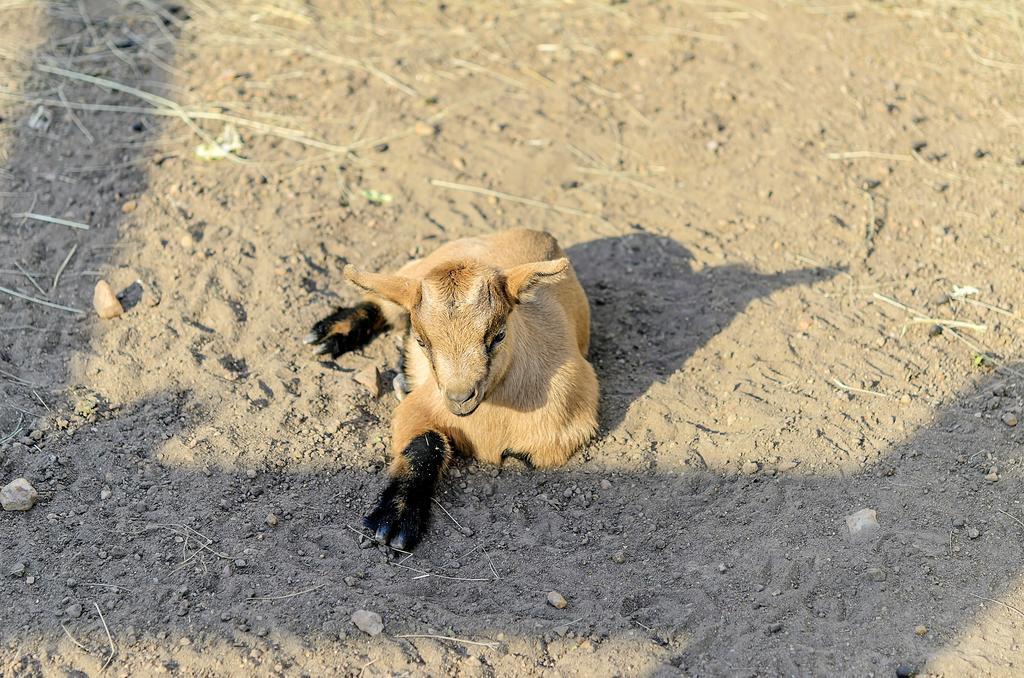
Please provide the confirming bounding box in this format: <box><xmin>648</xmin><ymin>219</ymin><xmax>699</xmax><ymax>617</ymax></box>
<box><xmin>305</xmin><ymin>301</ymin><xmax>387</xmax><ymax>359</ymax></box>
<box><xmin>363</xmin><ymin>482</ymin><xmax>431</xmax><ymax>551</ymax></box>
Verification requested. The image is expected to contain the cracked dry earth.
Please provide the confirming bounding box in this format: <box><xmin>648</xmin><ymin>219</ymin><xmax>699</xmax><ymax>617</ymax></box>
<box><xmin>2</xmin><ymin>1</ymin><xmax>1024</xmax><ymax>676</ymax></box>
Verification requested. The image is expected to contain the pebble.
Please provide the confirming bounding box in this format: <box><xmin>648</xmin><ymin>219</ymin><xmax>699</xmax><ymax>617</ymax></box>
<box><xmin>985</xmin><ymin>471</ymin><xmax>999</xmax><ymax>482</ymax></box>
<box><xmin>351</xmin><ymin>609</ymin><xmax>383</xmax><ymax>636</ymax></box>
<box><xmin>605</xmin><ymin>48</ymin><xmax>627</xmax><ymax>64</ymax></box>
<box><xmin>344</xmin><ymin>576</ymin><xmax>357</xmax><ymax>587</ymax></box>
<box><xmin>866</xmin><ymin>567</ymin><xmax>886</xmax><ymax>582</ymax></box>
<box><xmin>1</xmin><ymin>478</ymin><xmax>38</xmax><ymax>511</ymax></box>
<box><xmin>967</xmin><ymin>527</ymin><xmax>980</xmax><ymax>539</ymax></box>
<box><xmin>611</xmin><ymin>550</ymin><xmax>626</xmax><ymax>564</ymax></box>
<box><xmin>234</xmin><ymin>559</ymin><xmax>247</xmax><ymax>568</ymax></box>
<box><xmin>414</xmin><ymin>121</ymin><xmax>436</xmax><ymax>137</ymax></box>
<box><xmin>121</xmin><ymin>200</ymin><xmax>138</xmax><ymax>214</ymax></box>
<box><xmin>100</xmin><ymin>486</ymin><xmax>112</xmax><ymax>501</ymax></box>
<box><xmin>914</xmin><ymin>625</ymin><xmax>928</xmax><ymax>637</ymax></box>
<box><xmin>9</xmin><ymin>562</ymin><xmax>26</xmax><ymax>578</ymax></box>
<box><xmin>895</xmin><ymin>663</ymin><xmax>917</xmax><ymax>678</ymax></box>
<box><xmin>265</xmin><ymin>513</ymin><xmax>279</xmax><ymax>527</ymax></box>
<box><xmin>547</xmin><ymin>591</ymin><xmax>568</xmax><ymax>609</ymax></box>
<box><xmin>741</xmin><ymin>461</ymin><xmax>759</xmax><ymax>475</ymax></box>
<box><xmin>92</xmin><ymin>280</ymin><xmax>124</xmax><ymax>319</ymax></box>
<box><xmin>846</xmin><ymin>508</ymin><xmax>880</xmax><ymax>542</ymax></box>
<box><xmin>354</xmin><ymin>365</ymin><xmax>382</xmax><ymax>398</ymax></box>
<box><xmin>66</xmin><ymin>603</ymin><xmax>84</xmax><ymax>618</ymax></box>
<box><xmin>767</xmin><ymin>621</ymin><xmax>783</xmax><ymax>634</ymax></box>
<box><xmin>600</xmin><ymin>479</ymin><xmax>612</xmax><ymax>490</ymax></box>
<box><xmin>25</xmin><ymin>575</ymin><xmax>35</xmax><ymax>584</ymax></box>
<box><xmin>1002</xmin><ymin>413</ymin><xmax>1018</xmax><ymax>427</ymax></box>
<box><xmin>246</xmin><ymin>469</ymin><xmax>257</xmax><ymax>479</ymax></box>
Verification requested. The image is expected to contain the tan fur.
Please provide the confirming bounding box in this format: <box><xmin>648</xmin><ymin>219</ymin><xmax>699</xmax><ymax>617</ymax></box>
<box><xmin>347</xmin><ymin>229</ymin><xmax>599</xmax><ymax>469</ymax></box>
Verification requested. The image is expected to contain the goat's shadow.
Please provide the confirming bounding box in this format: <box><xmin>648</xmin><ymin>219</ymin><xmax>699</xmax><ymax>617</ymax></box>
<box><xmin>567</xmin><ymin>233</ymin><xmax>830</xmax><ymax>435</ymax></box>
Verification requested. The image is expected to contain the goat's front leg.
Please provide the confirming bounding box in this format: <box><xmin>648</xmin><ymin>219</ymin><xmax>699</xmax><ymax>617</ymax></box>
<box><xmin>364</xmin><ymin>393</ymin><xmax>453</xmax><ymax>550</ymax></box>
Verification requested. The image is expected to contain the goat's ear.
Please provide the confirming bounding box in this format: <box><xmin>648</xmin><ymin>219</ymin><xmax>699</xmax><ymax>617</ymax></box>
<box><xmin>344</xmin><ymin>265</ymin><xmax>419</xmax><ymax>309</ymax></box>
<box><xmin>503</xmin><ymin>258</ymin><xmax>569</xmax><ymax>303</ymax></box>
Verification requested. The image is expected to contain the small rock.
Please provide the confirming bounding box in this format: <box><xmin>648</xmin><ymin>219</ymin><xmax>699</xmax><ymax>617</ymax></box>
<box><xmin>245</xmin><ymin>469</ymin><xmax>257</xmax><ymax>479</ymax></box>
<box><xmin>605</xmin><ymin>48</ymin><xmax>627</xmax><ymax>64</ymax></box>
<box><xmin>547</xmin><ymin>591</ymin><xmax>568</xmax><ymax>609</ymax></box>
<box><xmin>414</xmin><ymin>121</ymin><xmax>436</xmax><ymax>137</ymax></box>
<box><xmin>1002</xmin><ymin>412</ymin><xmax>1018</xmax><ymax>427</ymax></box>
<box><xmin>986</xmin><ymin>472</ymin><xmax>999</xmax><ymax>483</ymax></box>
<box><xmin>354</xmin><ymin>365</ymin><xmax>381</xmax><ymax>397</ymax></box>
<box><xmin>741</xmin><ymin>461</ymin><xmax>759</xmax><ymax>475</ymax></box>
<box><xmin>895</xmin><ymin>663</ymin><xmax>918</xmax><ymax>678</ymax></box>
<box><xmin>767</xmin><ymin>621</ymin><xmax>783</xmax><ymax>634</ymax></box>
<box><xmin>611</xmin><ymin>550</ymin><xmax>626</xmax><ymax>564</ymax></box>
<box><xmin>234</xmin><ymin>559</ymin><xmax>247</xmax><ymax>568</ymax></box>
<box><xmin>344</xmin><ymin>576</ymin><xmax>357</xmax><ymax>587</ymax></box>
<box><xmin>600</xmin><ymin>479</ymin><xmax>612</xmax><ymax>490</ymax></box>
<box><xmin>66</xmin><ymin>603</ymin><xmax>84</xmax><ymax>618</ymax></box>
<box><xmin>351</xmin><ymin>609</ymin><xmax>383</xmax><ymax>636</ymax></box>
<box><xmin>717</xmin><ymin>562</ymin><xmax>727</xmax><ymax>573</ymax></box>
<box><xmin>121</xmin><ymin>200</ymin><xmax>138</xmax><ymax>214</ymax></box>
<box><xmin>914</xmin><ymin>625</ymin><xmax>928</xmax><ymax>637</ymax></box>
<box><xmin>93</xmin><ymin>280</ymin><xmax>124</xmax><ymax>319</ymax></box>
<box><xmin>100</xmin><ymin>486</ymin><xmax>112</xmax><ymax>501</ymax></box>
<box><xmin>265</xmin><ymin>513</ymin><xmax>279</xmax><ymax>527</ymax></box>
<box><xmin>866</xmin><ymin>567</ymin><xmax>886</xmax><ymax>582</ymax></box>
<box><xmin>846</xmin><ymin>508</ymin><xmax>880</xmax><ymax>542</ymax></box>
<box><xmin>9</xmin><ymin>562</ymin><xmax>26</xmax><ymax>578</ymax></box>
<box><xmin>25</xmin><ymin>575</ymin><xmax>35</xmax><ymax>584</ymax></box>
<box><xmin>967</xmin><ymin>527</ymin><xmax>980</xmax><ymax>539</ymax></box>
<box><xmin>1</xmin><ymin>478</ymin><xmax>38</xmax><ymax>511</ymax></box>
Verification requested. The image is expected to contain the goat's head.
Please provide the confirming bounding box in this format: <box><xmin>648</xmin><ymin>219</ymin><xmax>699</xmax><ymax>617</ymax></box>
<box><xmin>345</xmin><ymin>257</ymin><xmax>568</xmax><ymax>415</ymax></box>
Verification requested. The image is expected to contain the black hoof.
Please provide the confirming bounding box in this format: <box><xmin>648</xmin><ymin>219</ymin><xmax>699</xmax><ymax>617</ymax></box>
<box><xmin>363</xmin><ymin>482</ymin><xmax>431</xmax><ymax>551</ymax></box>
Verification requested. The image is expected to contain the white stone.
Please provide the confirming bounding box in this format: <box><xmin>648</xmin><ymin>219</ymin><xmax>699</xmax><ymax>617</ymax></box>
<box><xmin>351</xmin><ymin>609</ymin><xmax>383</xmax><ymax>636</ymax></box>
<box><xmin>1</xmin><ymin>478</ymin><xmax>38</xmax><ymax>511</ymax></box>
<box><xmin>846</xmin><ymin>508</ymin><xmax>879</xmax><ymax>542</ymax></box>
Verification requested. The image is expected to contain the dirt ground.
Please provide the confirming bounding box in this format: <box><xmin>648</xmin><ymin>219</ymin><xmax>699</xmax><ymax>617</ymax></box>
<box><xmin>1</xmin><ymin>0</ymin><xmax>1023</xmax><ymax>675</ymax></box>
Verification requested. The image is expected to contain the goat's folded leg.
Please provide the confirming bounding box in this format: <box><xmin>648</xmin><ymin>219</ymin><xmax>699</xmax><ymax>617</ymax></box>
<box><xmin>304</xmin><ymin>300</ymin><xmax>387</xmax><ymax>358</ymax></box>
<box><xmin>364</xmin><ymin>429</ymin><xmax>453</xmax><ymax>550</ymax></box>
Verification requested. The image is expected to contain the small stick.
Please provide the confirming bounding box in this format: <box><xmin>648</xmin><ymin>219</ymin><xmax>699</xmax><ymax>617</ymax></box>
<box><xmin>61</xmin><ymin>623</ymin><xmax>93</xmax><ymax>654</ymax></box>
<box><xmin>246</xmin><ymin>583</ymin><xmax>327</xmax><ymax>601</ymax></box>
<box><xmin>906</xmin><ymin>318</ymin><xmax>986</xmax><ymax>332</ymax></box>
<box><xmin>429</xmin><ymin>179</ymin><xmax>606</xmax><ymax>222</ymax></box>
<box><xmin>831</xmin><ymin>377</ymin><xmax>892</xmax><ymax>398</ymax></box>
<box><xmin>963</xmin><ymin>297</ymin><xmax>1017</xmax><ymax>319</ymax></box>
<box><xmin>14</xmin><ymin>262</ymin><xmax>47</xmax><ymax>296</ymax></box>
<box><xmin>967</xmin><ymin>592</ymin><xmax>1024</xmax><ymax>618</ymax></box>
<box><xmin>431</xmin><ymin>498</ymin><xmax>466</xmax><ymax>531</ymax></box>
<box><xmin>52</xmin><ymin>243</ymin><xmax>79</xmax><ymax>292</ymax></box>
<box><xmin>0</xmin><ymin>285</ymin><xmax>84</xmax><ymax>314</ymax></box>
<box><xmin>997</xmin><ymin>509</ymin><xmax>1024</xmax><ymax>530</ymax></box>
<box><xmin>395</xmin><ymin>634</ymin><xmax>499</xmax><ymax>649</ymax></box>
<box><xmin>0</xmin><ymin>414</ymin><xmax>25</xmax><ymax>446</ymax></box>
<box><xmin>393</xmin><ymin>562</ymin><xmax>495</xmax><ymax>583</ymax></box>
<box><xmin>827</xmin><ymin>151</ymin><xmax>914</xmax><ymax>161</ymax></box>
<box><xmin>94</xmin><ymin>602</ymin><xmax>115</xmax><ymax>670</ymax></box>
<box><xmin>12</xmin><ymin>212</ymin><xmax>90</xmax><ymax>230</ymax></box>
<box><xmin>57</xmin><ymin>85</ymin><xmax>94</xmax><ymax>142</ymax></box>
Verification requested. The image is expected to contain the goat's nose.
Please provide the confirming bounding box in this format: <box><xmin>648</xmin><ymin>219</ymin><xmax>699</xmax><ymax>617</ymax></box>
<box><xmin>447</xmin><ymin>386</ymin><xmax>477</xmax><ymax>405</ymax></box>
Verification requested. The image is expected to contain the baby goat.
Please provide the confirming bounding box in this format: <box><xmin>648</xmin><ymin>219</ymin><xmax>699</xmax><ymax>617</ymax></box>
<box><xmin>306</xmin><ymin>229</ymin><xmax>599</xmax><ymax>549</ymax></box>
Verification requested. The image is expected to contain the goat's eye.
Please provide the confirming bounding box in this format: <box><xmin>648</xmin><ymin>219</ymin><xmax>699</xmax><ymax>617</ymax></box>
<box><xmin>489</xmin><ymin>326</ymin><xmax>506</xmax><ymax>349</ymax></box>
<box><xmin>415</xmin><ymin>335</ymin><xmax>426</xmax><ymax>348</ymax></box>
